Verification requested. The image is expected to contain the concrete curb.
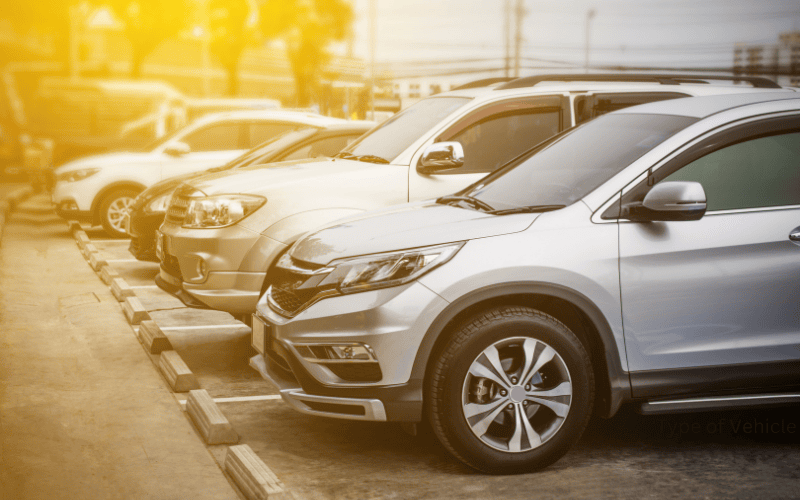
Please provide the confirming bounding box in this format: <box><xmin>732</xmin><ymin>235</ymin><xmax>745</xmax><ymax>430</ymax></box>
<box><xmin>159</xmin><ymin>350</ymin><xmax>199</xmax><ymax>392</ymax></box>
<box><xmin>225</xmin><ymin>445</ymin><xmax>294</xmax><ymax>500</ymax></box>
<box><xmin>89</xmin><ymin>251</ymin><xmax>108</xmax><ymax>271</ymax></box>
<box><xmin>187</xmin><ymin>389</ymin><xmax>239</xmax><ymax>445</ymax></box>
<box><xmin>138</xmin><ymin>320</ymin><xmax>173</xmax><ymax>354</ymax></box>
<box><xmin>81</xmin><ymin>243</ymin><xmax>97</xmax><ymax>260</ymax></box>
<box><xmin>67</xmin><ymin>221</ymin><xmax>82</xmax><ymax>235</ymax></box>
<box><xmin>75</xmin><ymin>231</ymin><xmax>90</xmax><ymax>250</ymax></box>
<box><xmin>100</xmin><ymin>265</ymin><xmax>120</xmax><ymax>285</ymax></box>
<box><xmin>122</xmin><ymin>296</ymin><xmax>151</xmax><ymax>325</ymax></box>
<box><xmin>111</xmin><ymin>277</ymin><xmax>136</xmax><ymax>301</ymax></box>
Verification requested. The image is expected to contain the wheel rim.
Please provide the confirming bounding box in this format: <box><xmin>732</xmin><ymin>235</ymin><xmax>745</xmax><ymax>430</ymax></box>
<box><xmin>461</xmin><ymin>336</ymin><xmax>572</xmax><ymax>453</ymax></box>
<box><xmin>106</xmin><ymin>196</ymin><xmax>135</xmax><ymax>232</ymax></box>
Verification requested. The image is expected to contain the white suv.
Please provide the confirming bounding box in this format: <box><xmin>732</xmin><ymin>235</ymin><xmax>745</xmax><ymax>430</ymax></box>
<box><xmin>53</xmin><ymin>110</ymin><xmax>346</xmax><ymax>236</ymax></box>
<box><xmin>157</xmin><ymin>74</ymin><xmax>793</xmax><ymax>316</ymax></box>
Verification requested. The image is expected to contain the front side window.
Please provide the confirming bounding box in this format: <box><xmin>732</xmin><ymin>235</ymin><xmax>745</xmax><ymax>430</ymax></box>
<box><xmin>664</xmin><ymin>131</ymin><xmax>800</xmax><ymax>211</ymax></box>
<box><xmin>249</xmin><ymin>123</ymin><xmax>301</xmax><ymax>148</ymax></box>
<box><xmin>182</xmin><ymin>123</ymin><xmax>242</xmax><ymax>152</ymax></box>
<box><xmin>343</xmin><ymin>96</ymin><xmax>471</xmax><ymax>163</ymax></box>
<box><xmin>441</xmin><ymin>110</ymin><xmax>560</xmax><ymax>174</ymax></box>
<box><xmin>575</xmin><ymin>92</ymin><xmax>689</xmax><ymax>125</ymax></box>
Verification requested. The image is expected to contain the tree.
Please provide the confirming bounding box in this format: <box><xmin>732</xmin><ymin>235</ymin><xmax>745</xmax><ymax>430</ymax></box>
<box><xmin>261</xmin><ymin>0</ymin><xmax>354</xmax><ymax>106</ymax></box>
<box><xmin>106</xmin><ymin>0</ymin><xmax>190</xmax><ymax>78</ymax></box>
<box><xmin>208</xmin><ymin>0</ymin><xmax>259</xmax><ymax>96</ymax></box>
<box><xmin>1</xmin><ymin>1</ymin><xmax>75</xmax><ymax>66</ymax></box>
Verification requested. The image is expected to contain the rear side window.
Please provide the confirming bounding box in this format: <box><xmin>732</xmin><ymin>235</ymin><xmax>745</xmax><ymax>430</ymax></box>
<box><xmin>249</xmin><ymin>122</ymin><xmax>301</xmax><ymax>148</ymax></box>
<box><xmin>575</xmin><ymin>92</ymin><xmax>688</xmax><ymax>125</ymax></box>
<box><xmin>182</xmin><ymin>123</ymin><xmax>242</xmax><ymax>152</ymax></box>
<box><xmin>664</xmin><ymin>131</ymin><xmax>800</xmax><ymax>211</ymax></box>
<box><xmin>279</xmin><ymin>134</ymin><xmax>361</xmax><ymax>161</ymax></box>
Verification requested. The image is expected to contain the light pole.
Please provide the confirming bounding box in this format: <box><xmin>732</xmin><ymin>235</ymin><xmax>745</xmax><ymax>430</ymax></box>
<box><xmin>585</xmin><ymin>8</ymin><xmax>596</xmax><ymax>73</ymax></box>
<box><xmin>369</xmin><ymin>0</ymin><xmax>376</xmax><ymax>119</ymax></box>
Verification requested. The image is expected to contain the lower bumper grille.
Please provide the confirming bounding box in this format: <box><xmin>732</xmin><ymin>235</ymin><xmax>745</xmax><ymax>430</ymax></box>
<box><xmin>161</xmin><ymin>253</ymin><xmax>182</xmax><ymax>280</ymax></box>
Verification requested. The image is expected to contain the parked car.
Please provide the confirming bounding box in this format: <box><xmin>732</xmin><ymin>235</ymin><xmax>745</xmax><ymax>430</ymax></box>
<box><xmin>156</xmin><ymin>74</ymin><xmax>793</xmax><ymax>317</ymax></box>
<box><xmin>249</xmin><ymin>91</ymin><xmax>800</xmax><ymax>473</ymax></box>
<box><xmin>53</xmin><ymin>110</ymin><xmax>345</xmax><ymax>236</ymax></box>
<box><xmin>127</xmin><ymin>121</ymin><xmax>375</xmax><ymax>262</ymax></box>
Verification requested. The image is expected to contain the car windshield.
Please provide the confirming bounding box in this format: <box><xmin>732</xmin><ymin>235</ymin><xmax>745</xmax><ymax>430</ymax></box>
<box><xmin>460</xmin><ymin>113</ymin><xmax>698</xmax><ymax>211</ymax></box>
<box><xmin>207</xmin><ymin>128</ymin><xmax>317</xmax><ymax>172</ymax></box>
<box><xmin>340</xmin><ymin>96</ymin><xmax>471</xmax><ymax>163</ymax></box>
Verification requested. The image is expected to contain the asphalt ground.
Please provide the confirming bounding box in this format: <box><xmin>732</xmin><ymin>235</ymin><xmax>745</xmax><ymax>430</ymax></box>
<box><xmin>5</xmin><ymin>198</ymin><xmax>799</xmax><ymax>499</ymax></box>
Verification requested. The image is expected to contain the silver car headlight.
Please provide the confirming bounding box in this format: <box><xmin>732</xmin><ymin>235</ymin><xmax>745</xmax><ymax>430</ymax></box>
<box><xmin>315</xmin><ymin>242</ymin><xmax>464</xmax><ymax>294</ymax></box>
<box><xmin>56</xmin><ymin>168</ymin><xmax>100</xmax><ymax>183</ymax></box>
<box><xmin>144</xmin><ymin>193</ymin><xmax>172</xmax><ymax>214</ymax></box>
<box><xmin>182</xmin><ymin>194</ymin><xmax>266</xmax><ymax>228</ymax></box>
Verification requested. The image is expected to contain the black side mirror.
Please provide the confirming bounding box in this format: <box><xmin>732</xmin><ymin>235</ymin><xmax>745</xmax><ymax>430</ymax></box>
<box><xmin>163</xmin><ymin>141</ymin><xmax>191</xmax><ymax>157</ymax></box>
<box><xmin>417</xmin><ymin>142</ymin><xmax>464</xmax><ymax>174</ymax></box>
<box><xmin>622</xmin><ymin>181</ymin><xmax>707</xmax><ymax>222</ymax></box>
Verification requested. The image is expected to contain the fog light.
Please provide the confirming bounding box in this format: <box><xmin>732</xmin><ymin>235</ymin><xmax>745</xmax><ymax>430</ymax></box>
<box><xmin>195</xmin><ymin>257</ymin><xmax>208</xmax><ymax>279</ymax></box>
<box><xmin>60</xmin><ymin>201</ymin><xmax>78</xmax><ymax>211</ymax></box>
<box><xmin>295</xmin><ymin>343</ymin><xmax>377</xmax><ymax>363</ymax></box>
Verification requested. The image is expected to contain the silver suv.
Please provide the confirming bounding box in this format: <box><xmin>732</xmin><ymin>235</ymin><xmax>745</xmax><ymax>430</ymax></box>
<box><xmin>251</xmin><ymin>92</ymin><xmax>800</xmax><ymax>473</ymax></box>
<box><xmin>157</xmin><ymin>74</ymin><xmax>791</xmax><ymax>316</ymax></box>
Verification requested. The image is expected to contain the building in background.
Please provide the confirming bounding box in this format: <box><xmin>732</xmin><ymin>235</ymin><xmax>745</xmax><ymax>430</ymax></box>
<box><xmin>734</xmin><ymin>31</ymin><xmax>800</xmax><ymax>87</ymax></box>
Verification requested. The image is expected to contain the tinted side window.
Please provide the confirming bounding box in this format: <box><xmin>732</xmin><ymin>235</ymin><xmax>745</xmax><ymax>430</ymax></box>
<box><xmin>444</xmin><ymin>110</ymin><xmax>561</xmax><ymax>174</ymax></box>
<box><xmin>182</xmin><ymin>123</ymin><xmax>242</xmax><ymax>152</ymax></box>
<box><xmin>664</xmin><ymin>132</ymin><xmax>800</xmax><ymax>211</ymax></box>
<box><xmin>279</xmin><ymin>134</ymin><xmax>359</xmax><ymax>161</ymax></box>
<box><xmin>249</xmin><ymin>123</ymin><xmax>300</xmax><ymax>148</ymax></box>
<box><xmin>575</xmin><ymin>92</ymin><xmax>689</xmax><ymax>125</ymax></box>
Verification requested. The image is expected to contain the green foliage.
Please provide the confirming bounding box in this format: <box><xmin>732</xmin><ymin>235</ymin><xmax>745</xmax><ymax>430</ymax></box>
<box><xmin>209</xmin><ymin>0</ymin><xmax>260</xmax><ymax>96</ymax></box>
<box><xmin>261</xmin><ymin>0</ymin><xmax>354</xmax><ymax>106</ymax></box>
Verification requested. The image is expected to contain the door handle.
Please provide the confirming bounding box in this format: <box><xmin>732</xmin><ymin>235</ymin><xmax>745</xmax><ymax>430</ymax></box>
<box><xmin>790</xmin><ymin>227</ymin><xmax>800</xmax><ymax>244</ymax></box>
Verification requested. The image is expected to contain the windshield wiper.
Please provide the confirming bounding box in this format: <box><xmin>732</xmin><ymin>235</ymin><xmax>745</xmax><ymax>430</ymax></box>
<box><xmin>333</xmin><ymin>152</ymin><xmax>390</xmax><ymax>164</ymax></box>
<box><xmin>436</xmin><ymin>195</ymin><xmax>495</xmax><ymax>212</ymax></box>
<box><xmin>488</xmin><ymin>205</ymin><xmax>566</xmax><ymax>215</ymax></box>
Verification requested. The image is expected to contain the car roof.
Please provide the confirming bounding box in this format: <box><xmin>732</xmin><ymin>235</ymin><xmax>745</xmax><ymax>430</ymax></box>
<box><xmin>192</xmin><ymin>109</ymin><xmax>348</xmax><ymax>127</ymax></box>
<box><xmin>614</xmin><ymin>91</ymin><xmax>800</xmax><ymax>118</ymax></box>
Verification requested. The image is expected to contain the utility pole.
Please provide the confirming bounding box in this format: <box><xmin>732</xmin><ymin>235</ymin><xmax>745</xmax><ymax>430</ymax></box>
<box><xmin>514</xmin><ymin>0</ymin><xmax>525</xmax><ymax>78</ymax></box>
<box><xmin>504</xmin><ymin>0</ymin><xmax>511</xmax><ymax>78</ymax></box>
<box><xmin>369</xmin><ymin>0</ymin><xmax>376</xmax><ymax>119</ymax></box>
<box><xmin>585</xmin><ymin>8</ymin><xmax>596</xmax><ymax>73</ymax></box>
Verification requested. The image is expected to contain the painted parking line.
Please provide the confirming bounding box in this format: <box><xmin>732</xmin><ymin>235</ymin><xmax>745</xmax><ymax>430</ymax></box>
<box><xmin>159</xmin><ymin>324</ymin><xmax>249</xmax><ymax>331</ymax></box>
<box><xmin>177</xmin><ymin>394</ymin><xmax>281</xmax><ymax>405</ymax></box>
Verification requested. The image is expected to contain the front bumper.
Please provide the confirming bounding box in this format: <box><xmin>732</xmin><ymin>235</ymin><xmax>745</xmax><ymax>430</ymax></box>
<box><xmin>250</xmin><ymin>281</ymin><xmax>450</xmax><ymax>422</ymax></box>
<box><xmin>158</xmin><ymin>222</ymin><xmax>287</xmax><ymax>315</ymax></box>
<box><xmin>127</xmin><ymin>208</ymin><xmax>164</xmax><ymax>262</ymax></box>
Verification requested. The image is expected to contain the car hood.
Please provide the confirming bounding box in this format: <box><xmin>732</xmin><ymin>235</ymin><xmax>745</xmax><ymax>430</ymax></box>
<box><xmin>184</xmin><ymin>157</ymin><xmax>376</xmax><ymax>196</ymax></box>
<box><xmin>54</xmin><ymin>151</ymin><xmax>160</xmax><ymax>174</ymax></box>
<box><xmin>290</xmin><ymin>201</ymin><xmax>538</xmax><ymax>266</ymax></box>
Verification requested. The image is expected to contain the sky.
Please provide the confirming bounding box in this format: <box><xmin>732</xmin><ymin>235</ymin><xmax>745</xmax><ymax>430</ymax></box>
<box><xmin>347</xmin><ymin>0</ymin><xmax>800</xmax><ymax>82</ymax></box>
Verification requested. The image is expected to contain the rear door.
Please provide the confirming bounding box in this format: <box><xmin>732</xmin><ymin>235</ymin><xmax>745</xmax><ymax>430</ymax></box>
<box><xmin>409</xmin><ymin>95</ymin><xmax>568</xmax><ymax>201</ymax></box>
<box><xmin>618</xmin><ymin>115</ymin><xmax>800</xmax><ymax>397</ymax></box>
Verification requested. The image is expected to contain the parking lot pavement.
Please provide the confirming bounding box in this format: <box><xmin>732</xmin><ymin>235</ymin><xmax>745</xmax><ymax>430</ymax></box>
<box><xmin>11</xmin><ymin>201</ymin><xmax>799</xmax><ymax>500</ymax></box>
<box><xmin>0</xmin><ymin>196</ymin><xmax>240</xmax><ymax>500</ymax></box>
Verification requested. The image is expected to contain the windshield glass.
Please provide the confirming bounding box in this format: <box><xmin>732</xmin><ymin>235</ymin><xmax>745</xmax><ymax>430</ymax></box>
<box><xmin>207</xmin><ymin>128</ymin><xmax>317</xmax><ymax>172</ymax></box>
<box><xmin>342</xmin><ymin>96</ymin><xmax>471</xmax><ymax>162</ymax></box>
<box><xmin>462</xmin><ymin>113</ymin><xmax>698</xmax><ymax>210</ymax></box>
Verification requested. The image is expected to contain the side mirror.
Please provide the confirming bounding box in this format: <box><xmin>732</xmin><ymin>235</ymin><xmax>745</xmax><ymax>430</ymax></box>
<box><xmin>622</xmin><ymin>181</ymin><xmax>707</xmax><ymax>222</ymax></box>
<box><xmin>418</xmin><ymin>142</ymin><xmax>464</xmax><ymax>174</ymax></box>
<box><xmin>163</xmin><ymin>141</ymin><xmax>191</xmax><ymax>157</ymax></box>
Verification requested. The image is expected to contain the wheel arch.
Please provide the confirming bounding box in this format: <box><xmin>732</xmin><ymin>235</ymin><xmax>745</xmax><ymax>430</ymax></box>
<box><xmin>91</xmin><ymin>181</ymin><xmax>147</xmax><ymax>225</ymax></box>
<box><xmin>413</xmin><ymin>282</ymin><xmax>631</xmax><ymax>419</ymax></box>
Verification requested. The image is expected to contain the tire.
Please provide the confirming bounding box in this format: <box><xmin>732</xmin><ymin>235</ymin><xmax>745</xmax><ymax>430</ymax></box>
<box><xmin>98</xmin><ymin>188</ymin><xmax>140</xmax><ymax>237</ymax></box>
<box><xmin>426</xmin><ymin>306</ymin><xmax>594</xmax><ymax>474</ymax></box>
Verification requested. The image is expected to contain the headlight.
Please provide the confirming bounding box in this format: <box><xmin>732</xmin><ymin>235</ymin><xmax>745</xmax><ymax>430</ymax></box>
<box><xmin>314</xmin><ymin>242</ymin><xmax>464</xmax><ymax>294</ymax></box>
<box><xmin>182</xmin><ymin>194</ymin><xmax>266</xmax><ymax>228</ymax></box>
<box><xmin>144</xmin><ymin>193</ymin><xmax>171</xmax><ymax>214</ymax></box>
<box><xmin>56</xmin><ymin>168</ymin><xmax>100</xmax><ymax>183</ymax></box>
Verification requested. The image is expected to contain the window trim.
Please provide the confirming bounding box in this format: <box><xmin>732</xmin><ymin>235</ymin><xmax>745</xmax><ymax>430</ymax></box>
<box><xmin>601</xmin><ymin>114</ymin><xmax>800</xmax><ymax>219</ymax></box>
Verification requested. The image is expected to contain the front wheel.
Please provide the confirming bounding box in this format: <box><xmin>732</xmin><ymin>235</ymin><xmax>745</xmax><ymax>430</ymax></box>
<box><xmin>427</xmin><ymin>306</ymin><xmax>594</xmax><ymax>474</ymax></box>
<box><xmin>99</xmin><ymin>188</ymin><xmax>140</xmax><ymax>237</ymax></box>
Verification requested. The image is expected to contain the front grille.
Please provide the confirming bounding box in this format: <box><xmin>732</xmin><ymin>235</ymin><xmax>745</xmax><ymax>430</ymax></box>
<box><xmin>164</xmin><ymin>186</ymin><xmax>195</xmax><ymax>224</ymax></box>
<box><xmin>161</xmin><ymin>253</ymin><xmax>182</xmax><ymax>279</ymax></box>
<box><xmin>267</xmin><ymin>257</ymin><xmax>329</xmax><ymax>316</ymax></box>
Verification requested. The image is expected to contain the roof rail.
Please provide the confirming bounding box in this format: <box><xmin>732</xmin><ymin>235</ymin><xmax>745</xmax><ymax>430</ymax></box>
<box><xmin>494</xmin><ymin>73</ymin><xmax>782</xmax><ymax>90</ymax></box>
<box><xmin>452</xmin><ymin>77</ymin><xmax>518</xmax><ymax>91</ymax></box>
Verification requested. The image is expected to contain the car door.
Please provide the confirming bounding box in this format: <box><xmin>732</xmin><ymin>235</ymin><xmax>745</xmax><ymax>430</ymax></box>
<box><xmin>408</xmin><ymin>95</ymin><xmax>568</xmax><ymax>201</ymax></box>
<box><xmin>160</xmin><ymin>121</ymin><xmax>247</xmax><ymax>180</ymax></box>
<box><xmin>618</xmin><ymin>114</ymin><xmax>800</xmax><ymax>397</ymax></box>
